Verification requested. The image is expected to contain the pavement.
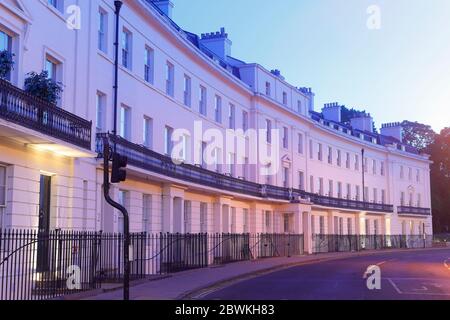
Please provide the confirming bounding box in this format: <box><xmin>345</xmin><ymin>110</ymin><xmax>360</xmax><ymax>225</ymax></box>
<box><xmin>81</xmin><ymin>247</ymin><xmax>450</xmax><ymax>300</ymax></box>
<box><xmin>201</xmin><ymin>247</ymin><xmax>450</xmax><ymax>300</ymax></box>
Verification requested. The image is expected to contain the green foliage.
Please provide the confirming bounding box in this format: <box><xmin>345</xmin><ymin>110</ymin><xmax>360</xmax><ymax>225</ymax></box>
<box><xmin>24</xmin><ymin>71</ymin><xmax>63</xmax><ymax>105</ymax></box>
<box><xmin>401</xmin><ymin>120</ymin><xmax>436</xmax><ymax>151</ymax></box>
<box><xmin>340</xmin><ymin>106</ymin><xmax>377</xmax><ymax>133</ymax></box>
<box><xmin>429</xmin><ymin>128</ymin><xmax>450</xmax><ymax>232</ymax></box>
<box><xmin>0</xmin><ymin>50</ymin><xmax>15</xmax><ymax>79</ymax></box>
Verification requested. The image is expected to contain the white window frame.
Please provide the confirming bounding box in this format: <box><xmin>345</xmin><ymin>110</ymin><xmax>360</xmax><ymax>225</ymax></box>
<box><xmin>165</xmin><ymin>61</ymin><xmax>174</xmax><ymax>97</ymax></box>
<box><xmin>164</xmin><ymin>126</ymin><xmax>174</xmax><ymax>155</ymax></box>
<box><xmin>183</xmin><ymin>74</ymin><xmax>191</xmax><ymax>107</ymax></box>
<box><xmin>199</xmin><ymin>86</ymin><xmax>207</xmax><ymax>116</ymax></box>
<box><xmin>228</xmin><ymin>104</ymin><xmax>235</xmax><ymax>129</ymax></box>
<box><xmin>266</xmin><ymin>119</ymin><xmax>272</xmax><ymax>144</ymax></box>
<box><xmin>145</xmin><ymin>46</ymin><xmax>154</xmax><ymax>84</ymax></box>
<box><xmin>96</xmin><ymin>92</ymin><xmax>106</xmax><ymax>133</ymax></box>
<box><xmin>119</xmin><ymin>105</ymin><xmax>131</xmax><ymax>139</ymax></box>
<box><xmin>98</xmin><ymin>8</ymin><xmax>108</xmax><ymax>53</ymax></box>
<box><xmin>122</xmin><ymin>28</ymin><xmax>132</xmax><ymax>69</ymax></box>
<box><xmin>283</xmin><ymin>127</ymin><xmax>289</xmax><ymax>149</ymax></box>
<box><xmin>298</xmin><ymin>133</ymin><xmax>303</xmax><ymax>154</ymax></box>
<box><xmin>242</xmin><ymin>111</ymin><xmax>249</xmax><ymax>131</ymax></box>
<box><xmin>143</xmin><ymin>116</ymin><xmax>153</xmax><ymax>149</ymax></box>
<box><xmin>214</xmin><ymin>95</ymin><xmax>222</xmax><ymax>123</ymax></box>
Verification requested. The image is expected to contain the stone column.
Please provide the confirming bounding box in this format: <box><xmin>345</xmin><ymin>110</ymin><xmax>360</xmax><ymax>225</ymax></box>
<box><xmin>161</xmin><ymin>184</ymin><xmax>186</xmax><ymax>233</ymax></box>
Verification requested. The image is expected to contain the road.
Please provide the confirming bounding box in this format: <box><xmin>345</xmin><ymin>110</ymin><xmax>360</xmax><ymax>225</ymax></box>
<box><xmin>201</xmin><ymin>248</ymin><xmax>450</xmax><ymax>300</ymax></box>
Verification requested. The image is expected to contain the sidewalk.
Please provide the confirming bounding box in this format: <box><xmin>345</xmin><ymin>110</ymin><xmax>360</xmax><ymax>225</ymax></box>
<box><xmin>76</xmin><ymin>247</ymin><xmax>447</xmax><ymax>300</ymax></box>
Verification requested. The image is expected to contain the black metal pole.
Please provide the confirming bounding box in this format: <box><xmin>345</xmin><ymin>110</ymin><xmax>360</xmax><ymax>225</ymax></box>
<box><xmin>113</xmin><ymin>0</ymin><xmax>122</xmax><ymax>148</ymax></box>
<box><xmin>361</xmin><ymin>148</ymin><xmax>366</xmax><ymax>202</ymax></box>
<box><xmin>103</xmin><ymin>138</ymin><xmax>130</xmax><ymax>300</ymax></box>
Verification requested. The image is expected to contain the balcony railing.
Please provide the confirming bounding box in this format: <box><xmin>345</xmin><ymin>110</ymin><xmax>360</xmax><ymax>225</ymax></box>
<box><xmin>296</xmin><ymin>191</ymin><xmax>394</xmax><ymax>213</ymax></box>
<box><xmin>97</xmin><ymin>133</ymin><xmax>394</xmax><ymax>213</ymax></box>
<box><xmin>398</xmin><ymin>206</ymin><xmax>431</xmax><ymax>216</ymax></box>
<box><xmin>0</xmin><ymin>79</ymin><xmax>92</xmax><ymax>149</ymax></box>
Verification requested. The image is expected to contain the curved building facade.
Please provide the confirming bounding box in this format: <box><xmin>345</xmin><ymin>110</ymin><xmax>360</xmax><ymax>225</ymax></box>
<box><xmin>0</xmin><ymin>0</ymin><xmax>432</xmax><ymax>254</ymax></box>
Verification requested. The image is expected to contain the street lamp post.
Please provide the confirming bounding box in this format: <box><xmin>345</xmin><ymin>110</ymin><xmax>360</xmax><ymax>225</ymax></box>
<box><xmin>101</xmin><ymin>0</ymin><xmax>131</xmax><ymax>301</ymax></box>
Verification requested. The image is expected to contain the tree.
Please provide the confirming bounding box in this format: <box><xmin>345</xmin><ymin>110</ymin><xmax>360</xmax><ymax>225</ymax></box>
<box><xmin>429</xmin><ymin>127</ymin><xmax>450</xmax><ymax>233</ymax></box>
<box><xmin>0</xmin><ymin>50</ymin><xmax>14</xmax><ymax>79</ymax></box>
<box><xmin>24</xmin><ymin>71</ymin><xmax>63</xmax><ymax>105</ymax></box>
<box><xmin>341</xmin><ymin>106</ymin><xmax>377</xmax><ymax>133</ymax></box>
<box><xmin>401</xmin><ymin>120</ymin><xmax>436</xmax><ymax>151</ymax></box>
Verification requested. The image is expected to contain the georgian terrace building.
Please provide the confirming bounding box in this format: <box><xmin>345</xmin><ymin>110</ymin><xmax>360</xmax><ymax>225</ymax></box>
<box><xmin>0</xmin><ymin>0</ymin><xmax>432</xmax><ymax>253</ymax></box>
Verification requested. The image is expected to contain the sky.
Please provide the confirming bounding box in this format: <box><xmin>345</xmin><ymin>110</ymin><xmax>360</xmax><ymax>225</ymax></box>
<box><xmin>173</xmin><ymin>0</ymin><xmax>450</xmax><ymax>133</ymax></box>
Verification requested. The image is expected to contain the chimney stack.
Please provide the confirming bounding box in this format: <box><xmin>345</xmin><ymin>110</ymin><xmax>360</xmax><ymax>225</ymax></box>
<box><xmin>380</xmin><ymin>122</ymin><xmax>403</xmax><ymax>142</ymax></box>
<box><xmin>152</xmin><ymin>0</ymin><xmax>174</xmax><ymax>19</ymax></box>
<box><xmin>322</xmin><ymin>102</ymin><xmax>342</xmax><ymax>123</ymax></box>
<box><xmin>350</xmin><ymin>111</ymin><xmax>374</xmax><ymax>133</ymax></box>
<box><xmin>199</xmin><ymin>27</ymin><xmax>232</xmax><ymax>61</ymax></box>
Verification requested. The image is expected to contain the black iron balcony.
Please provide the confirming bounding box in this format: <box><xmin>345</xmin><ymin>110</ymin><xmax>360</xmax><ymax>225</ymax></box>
<box><xmin>398</xmin><ymin>206</ymin><xmax>431</xmax><ymax>216</ymax></box>
<box><xmin>97</xmin><ymin>133</ymin><xmax>264</xmax><ymax>197</ymax></box>
<box><xmin>292</xmin><ymin>190</ymin><xmax>394</xmax><ymax>213</ymax></box>
<box><xmin>97</xmin><ymin>133</ymin><xmax>394</xmax><ymax>213</ymax></box>
<box><xmin>0</xmin><ymin>79</ymin><xmax>92</xmax><ymax>149</ymax></box>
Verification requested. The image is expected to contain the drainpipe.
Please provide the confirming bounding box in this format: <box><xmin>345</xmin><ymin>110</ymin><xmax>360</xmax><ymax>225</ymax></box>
<box><xmin>113</xmin><ymin>0</ymin><xmax>122</xmax><ymax>149</ymax></box>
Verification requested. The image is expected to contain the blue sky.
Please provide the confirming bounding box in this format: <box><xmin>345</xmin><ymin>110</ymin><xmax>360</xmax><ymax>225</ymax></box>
<box><xmin>173</xmin><ymin>0</ymin><xmax>450</xmax><ymax>132</ymax></box>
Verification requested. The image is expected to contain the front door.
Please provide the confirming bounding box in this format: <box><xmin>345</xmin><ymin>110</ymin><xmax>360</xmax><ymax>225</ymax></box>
<box><xmin>37</xmin><ymin>175</ymin><xmax>51</xmax><ymax>272</ymax></box>
<box><xmin>283</xmin><ymin>213</ymin><xmax>292</xmax><ymax>233</ymax></box>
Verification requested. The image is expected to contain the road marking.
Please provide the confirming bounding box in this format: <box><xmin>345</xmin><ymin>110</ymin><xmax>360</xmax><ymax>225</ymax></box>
<box><xmin>388</xmin><ymin>278</ymin><xmax>403</xmax><ymax>294</ymax></box>
<box><xmin>376</xmin><ymin>260</ymin><xmax>387</xmax><ymax>266</ymax></box>
<box><xmin>387</xmin><ymin>278</ymin><xmax>450</xmax><ymax>296</ymax></box>
<box><xmin>444</xmin><ymin>258</ymin><xmax>450</xmax><ymax>270</ymax></box>
<box><xmin>412</xmin><ymin>286</ymin><xmax>428</xmax><ymax>292</ymax></box>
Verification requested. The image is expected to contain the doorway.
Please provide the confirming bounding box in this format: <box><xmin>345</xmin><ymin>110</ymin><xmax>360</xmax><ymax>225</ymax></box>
<box><xmin>37</xmin><ymin>175</ymin><xmax>51</xmax><ymax>272</ymax></box>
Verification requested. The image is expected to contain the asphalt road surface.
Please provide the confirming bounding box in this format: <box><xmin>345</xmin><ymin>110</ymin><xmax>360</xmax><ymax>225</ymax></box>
<box><xmin>201</xmin><ymin>248</ymin><xmax>450</xmax><ymax>300</ymax></box>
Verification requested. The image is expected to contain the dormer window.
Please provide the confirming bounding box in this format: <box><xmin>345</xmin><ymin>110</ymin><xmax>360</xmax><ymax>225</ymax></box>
<box><xmin>48</xmin><ymin>0</ymin><xmax>63</xmax><ymax>12</ymax></box>
<box><xmin>282</xmin><ymin>92</ymin><xmax>288</xmax><ymax>105</ymax></box>
<box><xmin>265</xmin><ymin>82</ymin><xmax>271</xmax><ymax>96</ymax></box>
<box><xmin>297</xmin><ymin>100</ymin><xmax>302</xmax><ymax>113</ymax></box>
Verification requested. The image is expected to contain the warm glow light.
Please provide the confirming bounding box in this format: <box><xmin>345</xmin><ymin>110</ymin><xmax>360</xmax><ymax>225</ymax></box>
<box><xmin>27</xmin><ymin>143</ymin><xmax>95</xmax><ymax>158</ymax></box>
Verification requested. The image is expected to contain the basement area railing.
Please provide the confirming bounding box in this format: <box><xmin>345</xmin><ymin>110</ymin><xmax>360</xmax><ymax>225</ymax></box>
<box><xmin>312</xmin><ymin>234</ymin><xmax>433</xmax><ymax>254</ymax></box>
<box><xmin>0</xmin><ymin>229</ymin><xmax>303</xmax><ymax>300</ymax></box>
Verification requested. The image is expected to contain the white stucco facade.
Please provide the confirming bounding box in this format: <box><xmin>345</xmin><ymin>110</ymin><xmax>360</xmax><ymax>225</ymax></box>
<box><xmin>0</xmin><ymin>0</ymin><xmax>432</xmax><ymax>252</ymax></box>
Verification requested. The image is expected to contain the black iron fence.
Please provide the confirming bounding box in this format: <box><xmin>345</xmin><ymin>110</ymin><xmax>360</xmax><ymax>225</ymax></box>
<box><xmin>0</xmin><ymin>230</ymin><xmax>303</xmax><ymax>300</ymax></box>
<box><xmin>312</xmin><ymin>234</ymin><xmax>434</xmax><ymax>254</ymax></box>
<box><xmin>0</xmin><ymin>78</ymin><xmax>92</xmax><ymax>149</ymax></box>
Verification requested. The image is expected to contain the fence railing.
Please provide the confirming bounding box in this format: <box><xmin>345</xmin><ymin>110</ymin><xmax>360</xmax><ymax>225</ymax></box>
<box><xmin>312</xmin><ymin>234</ymin><xmax>434</xmax><ymax>254</ymax></box>
<box><xmin>0</xmin><ymin>78</ymin><xmax>92</xmax><ymax>149</ymax></box>
<box><xmin>0</xmin><ymin>230</ymin><xmax>303</xmax><ymax>300</ymax></box>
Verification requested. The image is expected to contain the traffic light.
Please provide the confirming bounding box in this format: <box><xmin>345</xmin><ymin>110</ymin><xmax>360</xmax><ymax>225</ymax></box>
<box><xmin>111</xmin><ymin>152</ymin><xmax>128</xmax><ymax>183</ymax></box>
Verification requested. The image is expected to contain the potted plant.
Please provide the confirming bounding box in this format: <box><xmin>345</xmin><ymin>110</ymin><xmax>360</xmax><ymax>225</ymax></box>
<box><xmin>0</xmin><ymin>50</ymin><xmax>15</xmax><ymax>80</ymax></box>
<box><xmin>24</xmin><ymin>71</ymin><xmax>63</xmax><ymax>105</ymax></box>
